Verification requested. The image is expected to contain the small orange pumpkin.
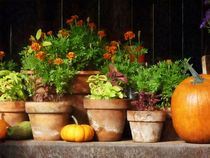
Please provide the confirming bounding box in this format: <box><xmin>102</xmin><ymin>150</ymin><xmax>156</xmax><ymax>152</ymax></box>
<box><xmin>0</xmin><ymin>119</ymin><xmax>9</xmax><ymax>139</ymax></box>
<box><xmin>60</xmin><ymin>116</ymin><xmax>94</xmax><ymax>142</ymax></box>
<box><xmin>171</xmin><ymin>62</ymin><xmax>210</xmax><ymax>143</ymax></box>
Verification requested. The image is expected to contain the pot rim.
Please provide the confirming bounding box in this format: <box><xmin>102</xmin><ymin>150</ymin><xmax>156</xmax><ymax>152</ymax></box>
<box><xmin>0</xmin><ymin>101</ymin><xmax>25</xmax><ymax>112</ymax></box>
<box><xmin>25</xmin><ymin>101</ymin><xmax>72</xmax><ymax>114</ymax></box>
<box><xmin>127</xmin><ymin>110</ymin><xmax>166</xmax><ymax>122</ymax></box>
<box><xmin>83</xmin><ymin>98</ymin><xmax>130</xmax><ymax>110</ymax></box>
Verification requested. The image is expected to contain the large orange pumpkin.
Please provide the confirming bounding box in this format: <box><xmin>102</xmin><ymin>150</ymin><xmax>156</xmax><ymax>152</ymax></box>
<box><xmin>60</xmin><ymin>116</ymin><xmax>94</xmax><ymax>142</ymax></box>
<box><xmin>171</xmin><ymin>63</ymin><xmax>210</xmax><ymax>143</ymax></box>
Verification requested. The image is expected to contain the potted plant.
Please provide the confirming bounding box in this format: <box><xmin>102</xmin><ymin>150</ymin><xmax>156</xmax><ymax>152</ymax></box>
<box><xmin>0</xmin><ymin>70</ymin><xmax>28</xmax><ymax>127</ymax></box>
<box><xmin>65</xmin><ymin>15</ymin><xmax>106</xmax><ymax>94</ymax></box>
<box><xmin>83</xmin><ymin>65</ymin><xmax>130</xmax><ymax>141</ymax></box>
<box><xmin>127</xmin><ymin>59</ymin><xmax>190</xmax><ymax>142</ymax></box>
<box><xmin>100</xmin><ymin>31</ymin><xmax>148</xmax><ymax>98</ymax></box>
<box><xmin>19</xmin><ymin>29</ymin><xmax>73</xmax><ymax>141</ymax></box>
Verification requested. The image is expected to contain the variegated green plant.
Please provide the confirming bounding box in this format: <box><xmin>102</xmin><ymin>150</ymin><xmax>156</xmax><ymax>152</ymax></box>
<box><xmin>0</xmin><ymin>70</ymin><xmax>26</xmax><ymax>101</ymax></box>
<box><xmin>86</xmin><ymin>74</ymin><xmax>125</xmax><ymax>99</ymax></box>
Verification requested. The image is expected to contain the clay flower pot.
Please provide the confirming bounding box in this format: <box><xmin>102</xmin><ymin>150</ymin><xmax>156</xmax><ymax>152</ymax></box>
<box><xmin>83</xmin><ymin>98</ymin><xmax>129</xmax><ymax>141</ymax></box>
<box><xmin>127</xmin><ymin>110</ymin><xmax>166</xmax><ymax>143</ymax></box>
<box><xmin>25</xmin><ymin>101</ymin><xmax>72</xmax><ymax>141</ymax></box>
<box><xmin>72</xmin><ymin>71</ymin><xmax>100</xmax><ymax>94</ymax></box>
<box><xmin>0</xmin><ymin>101</ymin><xmax>28</xmax><ymax>126</ymax></box>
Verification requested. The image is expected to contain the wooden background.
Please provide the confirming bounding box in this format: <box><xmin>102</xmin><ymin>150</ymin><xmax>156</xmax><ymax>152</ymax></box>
<box><xmin>0</xmin><ymin>0</ymin><xmax>206</xmax><ymax>73</ymax></box>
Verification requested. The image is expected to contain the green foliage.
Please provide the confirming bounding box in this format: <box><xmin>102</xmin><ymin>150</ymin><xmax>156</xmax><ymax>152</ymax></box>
<box><xmin>19</xmin><ymin>29</ymin><xmax>77</xmax><ymax>96</ymax></box>
<box><xmin>100</xmin><ymin>31</ymin><xmax>148</xmax><ymax>89</ymax></box>
<box><xmin>130</xmin><ymin>59</ymin><xmax>190</xmax><ymax>107</ymax></box>
<box><xmin>0</xmin><ymin>70</ymin><xmax>26</xmax><ymax>101</ymax></box>
<box><xmin>86</xmin><ymin>74</ymin><xmax>125</xmax><ymax>99</ymax></box>
<box><xmin>0</xmin><ymin>60</ymin><xmax>17</xmax><ymax>71</ymax></box>
<box><xmin>67</xmin><ymin>19</ymin><xmax>106</xmax><ymax>70</ymax></box>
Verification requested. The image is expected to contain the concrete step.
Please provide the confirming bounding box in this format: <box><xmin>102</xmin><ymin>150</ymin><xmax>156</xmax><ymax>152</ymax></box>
<box><xmin>0</xmin><ymin>140</ymin><xmax>210</xmax><ymax>158</ymax></box>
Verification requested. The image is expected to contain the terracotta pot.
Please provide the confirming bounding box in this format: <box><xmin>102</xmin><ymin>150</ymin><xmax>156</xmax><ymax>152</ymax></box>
<box><xmin>83</xmin><ymin>98</ymin><xmax>129</xmax><ymax>141</ymax></box>
<box><xmin>0</xmin><ymin>101</ymin><xmax>28</xmax><ymax>126</ymax></box>
<box><xmin>72</xmin><ymin>71</ymin><xmax>100</xmax><ymax>94</ymax></box>
<box><xmin>25</xmin><ymin>101</ymin><xmax>72</xmax><ymax>141</ymax></box>
<box><xmin>127</xmin><ymin>110</ymin><xmax>166</xmax><ymax>143</ymax></box>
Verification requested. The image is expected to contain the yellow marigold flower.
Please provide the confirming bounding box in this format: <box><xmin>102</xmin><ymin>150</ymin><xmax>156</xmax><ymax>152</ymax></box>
<box><xmin>0</xmin><ymin>51</ymin><xmax>5</xmax><ymax>59</ymax></box>
<box><xmin>98</xmin><ymin>30</ymin><xmax>106</xmax><ymax>38</ymax></box>
<box><xmin>166</xmin><ymin>59</ymin><xmax>172</xmax><ymax>63</ymax></box>
<box><xmin>30</xmin><ymin>42</ymin><xmax>41</xmax><ymax>51</ymax></box>
<box><xmin>36</xmin><ymin>51</ymin><xmax>46</xmax><ymax>61</ymax></box>
<box><xmin>54</xmin><ymin>58</ymin><xmax>64</xmax><ymax>65</ymax></box>
<box><xmin>124</xmin><ymin>31</ymin><xmax>135</xmax><ymax>40</ymax></box>
<box><xmin>58</xmin><ymin>30</ymin><xmax>64</xmax><ymax>34</ymax></box>
<box><xmin>47</xmin><ymin>31</ymin><xmax>53</xmax><ymax>36</ymax></box>
<box><xmin>66</xmin><ymin>52</ymin><xmax>76</xmax><ymax>60</ymax></box>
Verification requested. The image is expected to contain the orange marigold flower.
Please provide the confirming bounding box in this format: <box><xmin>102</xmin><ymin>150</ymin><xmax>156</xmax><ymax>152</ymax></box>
<box><xmin>66</xmin><ymin>52</ymin><xmax>76</xmax><ymax>60</ymax></box>
<box><xmin>110</xmin><ymin>41</ymin><xmax>118</xmax><ymax>46</ymax></box>
<box><xmin>30</xmin><ymin>42</ymin><xmax>41</xmax><ymax>51</ymax></box>
<box><xmin>71</xmin><ymin>15</ymin><xmax>79</xmax><ymax>20</ymax></box>
<box><xmin>0</xmin><ymin>51</ymin><xmax>5</xmax><ymax>59</ymax></box>
<box><xmin>89</xmin><ymin>22</ymin><xmax>96</xmax><ymax>28</ymax></box>
<box><xmin>98</xmin><ymin>30</ymin><xmax>106</xmax><ymax>38</ymax></box>
<box><xmin>36</xmin><ymin>51</ymin><xmax>46</xmax><ymax>61</ymax></box>
<box><xmin>47</xmin><ymin>31</ymin><xmax>53</xmax><ymax>36</ymax></box>
<box><xmin>77</xmin><ymin>20</ymin><xmax>85</xmax><ymax>25</ymax></box>
<box><xmin>66</xmin><ymin>18</ymin><xmax>74</xmax><ymax>25</ymax></box>
<box><xmin>29</xmin><ymin>37</ymin><xmax>33</xmax><ymax>41</ymax></box>
<box><xmin>105</xmin><ymin>46</ymin><xmax>110</xmax><ymax>50</ymax></box>
<box><xmin>124</xmin><ymin>31</ymin><xmax>135</xmax><ymax>40</ymax></box>
<box><xmin>109</xmin><ymin>46</ymin><xmax>117</xmax><ymax>54</ymax></box>
<box><xmin>54</xmin><ymin>58</ymin><xmax>64</xmax><ymax>65</ymax></box>
<box><xmin>48</xmin><ymin>59</ymin><xmax>53</xmax><ymax>64</ymax></box>
<box><xmin>111</xmin><ymin>56</ymin><xmax>114</xmax><ymax>63</ymax></box>
<box><xmin>104</xmin><ymin>53</ymin><xmax>112</xmax><ymax>59</ymax></box>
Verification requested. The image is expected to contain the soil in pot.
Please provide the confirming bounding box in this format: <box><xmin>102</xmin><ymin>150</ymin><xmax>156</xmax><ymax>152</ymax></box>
<box><xmin>127</xmin><ymin>110</ymin><xmax>166</xmax><ymax>143</ymax></box>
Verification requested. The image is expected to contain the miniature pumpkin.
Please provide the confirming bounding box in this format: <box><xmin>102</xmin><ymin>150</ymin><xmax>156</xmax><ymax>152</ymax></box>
<box><xmin>60</xmin><ymin>116</ymin><xmax>94</xmax><ymax>142</ymax></box>
<box><xmin>0</xmin><ymin>119</ymin><xmax>9</xmax><ymax>139</ymax></box>
<box><xmin>171</xmin><ymin>62</ymin><xmax>210</xmax><ymax>143</ymax></box>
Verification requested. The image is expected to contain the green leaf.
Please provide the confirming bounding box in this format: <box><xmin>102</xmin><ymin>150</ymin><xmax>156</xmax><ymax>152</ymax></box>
<box><xmin>42</xmin><ymin>41</ymin><xmax>52</xmax><ymax>47</ymax></box>
<box><xmin>36</xmin><ymin>29</ymin><xmax>42</xmax><ymax>40</ymax></box>
<box><xmin>30</xmin><ymin>35</ymin><xmax>35</xmax><ymax>41</ymax></box>
<box><xmin>28</xmin><ymin>48</ymin><xmax>33</xmax><ymax>53</ymax></box>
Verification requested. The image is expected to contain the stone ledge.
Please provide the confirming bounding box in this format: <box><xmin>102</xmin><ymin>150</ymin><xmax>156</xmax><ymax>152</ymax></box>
<box><xmin>0</xmin><ymin>140</ymin><xmax>210</xmax><ymax>158</ymax></box>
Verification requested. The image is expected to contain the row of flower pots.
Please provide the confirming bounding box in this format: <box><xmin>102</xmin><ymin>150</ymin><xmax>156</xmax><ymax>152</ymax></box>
<box><xmin>0</xmin><ymin>99</ymin><xmax>166</xmax><ymax>142</ymax></box>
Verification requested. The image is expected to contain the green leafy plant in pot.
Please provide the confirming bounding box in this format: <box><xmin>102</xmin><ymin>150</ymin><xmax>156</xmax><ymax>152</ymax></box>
<box><xmin>0</xmin><ymin>70</ymin><xmax>28</xmax><ymax>127</ymax></box>
<box><xmin>127</xmin><ymin>59</ymin><xmax>190</xmax><ymax>142</ymax></box>
<box><xmin>83</xmin><ymin>64</ymin><xmax>129</xmax><ymax>141</ymax></box>
<box><xmin>19</xmin><ymin>29</ymin><xmax>73</xmax><ymax>141</ymax></box>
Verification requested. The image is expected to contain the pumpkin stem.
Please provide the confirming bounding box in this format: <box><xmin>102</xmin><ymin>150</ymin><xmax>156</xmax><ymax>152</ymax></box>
<box><xmin>185</xmin><ymin>62</ymin><xmax>206</xmax><ymax>84</ymax></box>
<box><xmin>71</xmin><ymin>115</ymin><xmax>78</xmax><ymax>125</ymax></box>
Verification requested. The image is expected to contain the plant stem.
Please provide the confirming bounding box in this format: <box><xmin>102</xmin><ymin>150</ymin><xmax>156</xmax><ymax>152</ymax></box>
<box><xmin>71</xmin><ymin>115</ymin><xmax>78</xmax><ymax>125</ymax></box>
<box><xmin>185</xmin><ymin>62</ymin><xmax>206</xmax><ymax>84</ymax></box>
